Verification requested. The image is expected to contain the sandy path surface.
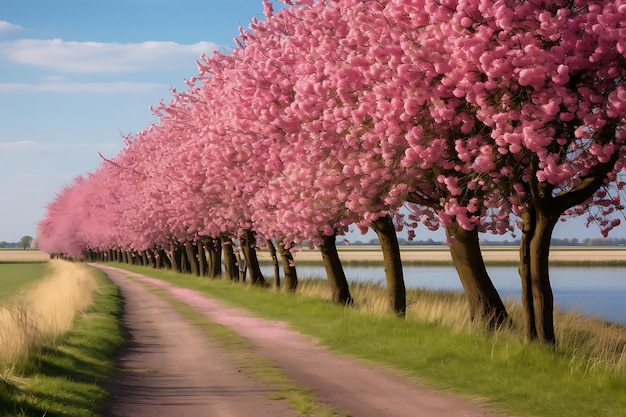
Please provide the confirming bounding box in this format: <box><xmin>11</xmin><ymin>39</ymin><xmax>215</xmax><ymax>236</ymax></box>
<box><xmin>96</xmin><ymin>264</ymin><xmax>511</xmax><ymax>417</ymax></box>
<box><xmin>99</xmin><ymin>265</ymin><xmax>299</xmax><ymax>417</ymax></box>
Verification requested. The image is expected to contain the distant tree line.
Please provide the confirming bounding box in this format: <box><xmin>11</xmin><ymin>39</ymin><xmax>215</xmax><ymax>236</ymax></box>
<box><xmin>0</xmin><ymin>241</ymin><xmax>20</xmax><ymax>248</ymax></box>
<box><xmin>349</xmin><ymin>237</ymin><xmax>626</xmax><ymax>247</ymax></box>
<box><xmin>0</xmin><ymin>236</ymin><xmax>34</xmax><ymax>249</ymax></box>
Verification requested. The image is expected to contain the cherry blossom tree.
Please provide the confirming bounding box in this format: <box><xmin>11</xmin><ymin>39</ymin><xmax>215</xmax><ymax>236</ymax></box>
<box><xmin>237</xmin><ymin>0</ymin><xmax>423</xmax><ymax>310</ymax></box>
<box><xmin>417</xmin><ymin>0</ymin><xmax>626</xmax><ymax>343</ymax></box>
<box><xmin>38</xmin><ymin>179</ymin><xmax>88</xmax><ymax>259</ymax></box>
<box><xmin>280</xmin><ymin>0</ymin><xmax>509</xmax><ymax>321</ymax></box>
<box><xmin>38</xmin><ymin>0</ymin><xmax>625</xmax><ymax>342</ymax></box>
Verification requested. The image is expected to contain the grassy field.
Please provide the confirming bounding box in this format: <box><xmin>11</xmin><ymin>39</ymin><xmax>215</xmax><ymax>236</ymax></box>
<box><xmin>111</xmin><ymin>263</ymin><xmax>626</xmax><ymax>417</ymax></box>
<box><xmin>0</xmin><ymin>250</ymin><xmax>50</xmax><ymax>264</ymax></box>
<box><xmin>0</xmin><ymin>261</ymin><xmax>125</xmax><ymax>417</ymax></box>
<box><xmin>0</xmin><ymin>263</ymin><xmax>50</xmax><ymax>302</ymax></box>
<box><xmin>0</xmin><ymin>250</ymin><xmax>51</xmax><ymax>302</ymax></box>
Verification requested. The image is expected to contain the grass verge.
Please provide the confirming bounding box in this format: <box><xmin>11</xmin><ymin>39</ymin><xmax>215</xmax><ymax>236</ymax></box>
<box><xmin>0</xmin><ymin>264</ymin><xmax>125</xmax><ymax>417</ymax></box>
<box><xmin>111</xmin><ymin>263</ymin><xmax>626</xmax><ymax>417</ymax></box>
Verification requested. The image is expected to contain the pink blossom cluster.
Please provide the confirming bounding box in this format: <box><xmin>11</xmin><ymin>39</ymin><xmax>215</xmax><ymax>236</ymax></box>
<box><xmin>37</xmin><ymin>0</ymin><xmax>626</xmax><ymax>257</ymax></box>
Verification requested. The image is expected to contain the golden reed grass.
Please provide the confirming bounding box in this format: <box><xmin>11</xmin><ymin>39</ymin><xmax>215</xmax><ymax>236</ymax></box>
<box><xmin>0</xmin><ymin>260</ymin><xmax>99</xmax><ymax>368</ymax></box>
<box><xmin>296</xmin><ymin>279</ymin><xmax>626</xmax><ymax>372</ymax></box>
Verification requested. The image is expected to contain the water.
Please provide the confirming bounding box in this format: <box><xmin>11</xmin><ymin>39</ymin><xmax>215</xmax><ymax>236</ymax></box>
<box><xmin>261</xmin><ymin>264</ymin><xmax>626</xmax><ymax>325</ymax></box>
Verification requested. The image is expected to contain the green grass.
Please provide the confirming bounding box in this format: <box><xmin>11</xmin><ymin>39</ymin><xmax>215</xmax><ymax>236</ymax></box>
<box><xmin>111</xmin><ymin>263</ymin><xmax>626</xmax><ymax>417</ymax></box>
<box><xmin>0</xmin><ymin>267</ymin><xmax>126</xmax><ymax>417</ymax></box>
<box><xmin>0</xmin><ymin>263</ymin><xmax>50</xmax><ymax>302</ymax></box>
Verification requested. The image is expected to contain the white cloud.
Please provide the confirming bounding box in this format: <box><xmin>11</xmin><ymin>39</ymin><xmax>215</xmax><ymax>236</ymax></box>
<box><xmin>0</xmin><ymin>21</ymin><xmax>23</xmax><ymax>34</ymax></box>
<box><xmin>0</xmin><ymin>39</ymin><xmax>219</xmax><ymax>73</ymax></box>
<box><xmin>0</xmin><ymin>140</ymin><xmax>37</xmax><ymax>150</ymax></box>
<box><xmin>0</xmin><ymin>81</ymin><xmax>166</xmax><ymax>93</ymax></box>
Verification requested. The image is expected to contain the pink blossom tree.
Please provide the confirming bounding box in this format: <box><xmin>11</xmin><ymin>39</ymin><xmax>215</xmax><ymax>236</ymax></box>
<box><xmin>418</xmin><ymin>0</ymin><xmax>626</xmax><ymax>343</ymax></box>
<box><xmin>279</xmin><ymin>0</ymin><xmax>510</xmax><ymax>321</ymax></box>
<box><xmin>239</xmin><ymin>0</ymin><xmax>418</xmax><ymax>310</ymax></box>
<box><xmin>38</xmin><ymin>179</ymin><xmax>89</xmax><ymax>259</ymax></box>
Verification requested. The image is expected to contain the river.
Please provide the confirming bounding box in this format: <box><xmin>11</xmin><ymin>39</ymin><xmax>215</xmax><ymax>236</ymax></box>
<box><xmin>261</xmin><ymin>264</ymin><xmax>626</xmax><ymax>325</ymax></box>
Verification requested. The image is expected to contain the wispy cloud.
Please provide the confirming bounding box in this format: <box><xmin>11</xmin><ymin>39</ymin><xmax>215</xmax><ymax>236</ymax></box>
<box><xmin>0</xmin><ymin>81</ymin><xmax>167</xmax><ymax>93</ymax></box>
<box><xmin>0</xmin><ymin>140</ymin><xmax>37</xmax><ymax>150</ymax></box>
<box><xmin>0</xmin><ymin>39</ymin><xmax>219</xmax><ymax>73</ymax></box>
<box><xmin>0</xmin><ymin>21</ymin><xmax>23</xmax><ymax>34</ymax></box>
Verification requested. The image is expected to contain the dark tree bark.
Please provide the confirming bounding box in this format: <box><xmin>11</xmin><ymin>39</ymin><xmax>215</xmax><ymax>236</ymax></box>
<box><xmin>529</xmin><ymin>208</ymin><xmax>559</xmax><ymax>344</ymax></box>
<box><xmin>519</xmin><ymin>209</ymin><xmax>537</xmax><ymax>342</ymax></box>
<box><xmin>169</xmin><ymin>246</ymin><xmax>182</xmax><ymax>273</ymax></box>
<box><xmin>516</xmin><ymin>130</ymin><xmax>620</xmax><ymax>344</ymax></box>
<box><xmin>518</xmin><ymin>203</ymin><xmax>558</xmax><ymax>344</ymax></box>
<box><xmin>319</xmin><ymin>234</ymin><xmax>353</xmax><ymax>305</ymax></box>
<box><xmin>371</xmin><ymin>214</ymin><xmax>406</xmax><ymax>317</ymax></box>
<box><xmin>184</xmin><ymin>241</ymin><xmax>200</xmax><ymax>276</ymax></box>
<box><xmin>207</xmin><ymin>237</ymin><xmax>222</xmax><ymax>278</ymax></box>
<box><xmin>267</xmin><ymin>239</ymin><xmax>281</xmax><ymax>290</ymax></box>
<box><xmin>197</xmin><ymin>240</ymin><xmax>208</xmax><ymax>277</ymax></box>
<box><xmin>222</xmin><ymin>238</ymin><xmax>239</xmax><ymax>281</ymax></box>
<box><xmin>278</xmin><ymin>242</ymin><xmax>298</xmax><ymax>292</ymax></box>
<box><xmin>240</xmin><ymin>230</ymin><xmax>268</xmax><ymax>286</ymax></box>
<box><xmin>234</xmin><ymin>248</ymin><xmax>247</xmax><ymax>282</ymax></box>
<box><xmin>154</xmin><ymin>249</ymin><xmax>167</xmax><ymax>269</ymax></box>
<box><xmin>445</xmin><ymin>221</ymin><xmax>508</xmax><ymax>329</ymax></box>
<box><xmin>145</xmin><ymin>249</ymin><xmax>156</xmax><ymax>268</ymax></box>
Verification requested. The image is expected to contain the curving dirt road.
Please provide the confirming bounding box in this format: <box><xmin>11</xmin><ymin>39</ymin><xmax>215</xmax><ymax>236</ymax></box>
<box><xmin>96</xmin><ymin>264</ymin><xmax>512</xmax><ymax>417</ymax></box>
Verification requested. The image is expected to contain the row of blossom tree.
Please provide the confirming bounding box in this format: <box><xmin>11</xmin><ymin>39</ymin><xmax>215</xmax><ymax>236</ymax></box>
<box><xmin>38</xmin><ymin>0</ymin><xmax>625</xmax><ymax>344</ymax></box>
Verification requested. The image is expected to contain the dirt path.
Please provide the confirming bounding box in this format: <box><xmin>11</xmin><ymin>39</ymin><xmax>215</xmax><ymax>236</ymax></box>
<box><xmin>96</xmin><ymin>264</ymin><xmax>511</xmax><ymax>417</ymax></box>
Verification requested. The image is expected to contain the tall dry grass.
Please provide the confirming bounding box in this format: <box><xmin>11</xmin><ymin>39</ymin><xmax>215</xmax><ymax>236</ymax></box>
<box><xmin>297</xmin><ymin>278</ymin><xmax>626</xmax><ymax>372</ymax></box>
<box><xmin>0</xmin><ymin>260</ymin><xmax>99</xmax><ymax>369</ymax></box>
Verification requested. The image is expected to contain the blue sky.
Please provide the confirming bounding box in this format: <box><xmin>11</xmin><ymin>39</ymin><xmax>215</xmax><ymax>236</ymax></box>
<box><xmin>0</xmin><ymin>0</ymin><xmax>284</xmax><ymax>242</ymax></box>
<box><xmin>0</xmin><ymin>0</ymin><xmax>623</xmax><ymax>244</ymax></box>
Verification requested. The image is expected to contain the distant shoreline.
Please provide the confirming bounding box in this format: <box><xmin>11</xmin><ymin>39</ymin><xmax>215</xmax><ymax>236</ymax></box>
<box><xmin>262</xmin><ymin>246</ymin><xmax>626</xmax><ymax>266</ymax></box>
<box><xmin>3</xmin><ymin>247</ymin><xmax>626</xmax><ymax>266</ymax></box>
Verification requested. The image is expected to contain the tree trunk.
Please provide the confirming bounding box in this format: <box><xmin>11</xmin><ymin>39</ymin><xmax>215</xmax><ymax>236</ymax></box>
<box><xmin>207</xmin><ymin>237</ymin><xmax>222</xmax><ymax>278</ymax></box>
<box><xmin>156</xmin><ymin>249</ymin><xmax>169</xmax><ymax>269</ymax></box>
<box><xmin>178</xmin><ymin>243</ymin><xmax>190</xmax><ymax>274</ymax></box>
<box><xmin>267</xmin><ymin>239</ymin><xmax>281</xmax><ymax>290</ymax></box>
<box><xmin>445</xmin><ymin>221</ymin><xmax>508</xmax><ymax>329</ymax></box>
<box><xmin>169</xmin><ymin>246</ymin><xmax>182</xmax><ymax>273</ymax></box>
<box><xmin>241</xmin><ymin>230</ymin><xmax>268</xmax><ymax>286</ymax></box>
<box><xmin>144</xmin><ymin>250</ymin><xmax>155</xmax><ymax>268</ymax></box>
<box><xmin>222</xmin><ymin>238</ymin><xmax>239</xmax><ymax>281</ymax></box>
<box><xmin>519</xmin><ymin>208</ymin><xmax>537</xmax><ymax>342</ymax></box>
<box><xmin>198</xmin><ymin>240</ymin><xmax>208</xmax><ymax>277</ymax></box>
<box><xmin>319</xmin><ymin>234</ymin><xmax>353</xmax><ymax>305</ymax></box>
<box><xmin>184</xmin><ymin>241</ymin><xmax>200</xmax><ymax>276</ymax></box>
<box><xmin>234</xmin><ymin>248</ymin><xmax>247</xmax><ymax>282</ymax></box>
<box><xmin>278</xmin><ymin>242</ymin><xmax>298</xmax><ymax>292</ymax></box>
<box><xmin>371</xmin><ymin>214</ymin><xmax>406</xmax><ymax>317</ymax></box>
<box><xmin>527</xmin><ymin>206</ymin><xmax>558</xmax><ymax>344</ymax></box>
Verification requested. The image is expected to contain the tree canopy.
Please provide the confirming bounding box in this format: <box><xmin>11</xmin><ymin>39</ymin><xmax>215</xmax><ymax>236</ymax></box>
<box><xmin>37</xmin><ymin>0</ymin><xmax>625</xmax><ymax>342</ymax></box>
